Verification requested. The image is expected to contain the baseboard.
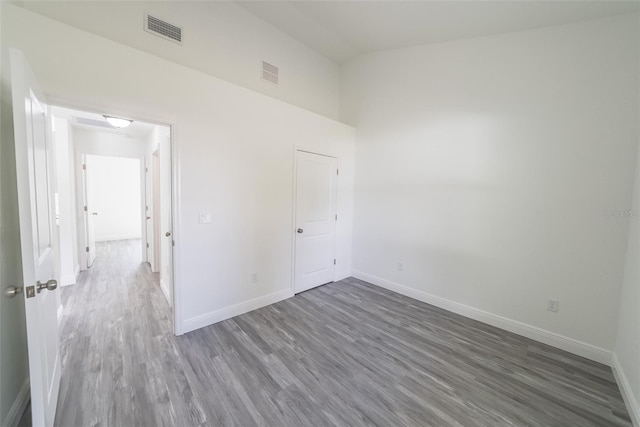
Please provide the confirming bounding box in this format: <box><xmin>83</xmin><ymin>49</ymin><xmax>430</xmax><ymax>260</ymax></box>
<box><xmin>183</xmin><ymin>289</ymin><xmax>294</xmax><ymax>334</ymax></box>
<box><xmin>160</xmin><ymin>279</ymin><xmax>172</xmax><ymax>307</ymax></box>
<box><xmin>95</xmin><ymin>235</ymin><xmax>142</xmax><ymax>242</ymax></box>
<box><xmin>612</xmin><ymin>354</ymin><xmax>640</xmax><ymax>426</ymax></box>
<box><xmin>351</xmin><ymin>270</ymin><xmax>612</xmax><ymax>365</ymax></box>
<box><xmin>3</xmin><ymin>378</ymin><xmax>29</xmax><ymax>427</ymax></box>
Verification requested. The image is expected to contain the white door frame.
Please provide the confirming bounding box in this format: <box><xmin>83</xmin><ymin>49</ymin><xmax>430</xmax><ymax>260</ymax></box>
<box><xmin>47</xmin><ymin>97</ymin><xmax>183</xmax><ymax>335</ymax></box>
<box><xmin>291</xmin><ymin>145</ymin><xmax>340</xmax><ymax>295</ymax></box>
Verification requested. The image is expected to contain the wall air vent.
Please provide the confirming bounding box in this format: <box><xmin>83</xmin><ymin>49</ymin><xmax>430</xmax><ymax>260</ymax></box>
<box><xmin>261</xmin><ymin>61</ymin><xmax>279</xmax><ymax>85</ymax></box>
<box><xmin>144</xmin><ymin>13</ymin><xmax>183</xmax><ymax>44</ymax></box>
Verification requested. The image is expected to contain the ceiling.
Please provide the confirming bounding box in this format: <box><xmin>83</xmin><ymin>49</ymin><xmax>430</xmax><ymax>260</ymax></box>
<box><xmin>51</xmin><ymin>106</ymin><xmax>157</xmax><ymax>139</ymax></box>
<box><xmin>238</xmin><ymin>1</ymin><xmax>640</xmax><ymax>63</ymax></box>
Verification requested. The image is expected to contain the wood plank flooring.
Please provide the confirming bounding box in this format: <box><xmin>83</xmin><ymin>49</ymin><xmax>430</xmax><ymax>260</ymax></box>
<box><xmin>54</xmin><ymin>239</ymin><xmax>632</xmax><ymax>426</ymax></box>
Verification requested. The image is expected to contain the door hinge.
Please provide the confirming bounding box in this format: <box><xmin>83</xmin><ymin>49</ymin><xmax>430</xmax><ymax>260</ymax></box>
<box><xmin>145</xmin><ymin>167</ymin><xmax>148</xmax><ymax>172</ymax></box>
<box><xmin>336</xmin><ymin>169</ymin><xmax>339</xmax><ymax>175</ymax></box>
<box><xmin>333</xmin><ymin>259</ymin><xmax>336</xmax><ymax>265</ymax></box>
<box><xmin>172</xmin><ymin>240</ymin><xmax>175</xmax><ymax>247</ymax></box>
<box><xmin>145</xmin><ymin>205</ymin><xmax>149</xmax><ymax>211</ymax></box>
<box><xmin>82</xmin><ymin>163</ymin><xmax>87</xmax><ymax>170</ymax></box>
<box><xmin>86</xmin><ymin>246</ymin><xmax>90</xmax><ymax>252</ymax></box>
<box><xmin>335</xmin><ymin>214</ymin><xmax>337</xmax><ymax>221</ymax></box>
<box><xmin>84</xmin><ymin>205</ymin><xmax>88</xmax><ymax>212</ymax></box>
<box><xmin>146</xmin><ymin>243</ymin><xmax>150</xmax><ymax>248</ymax></box>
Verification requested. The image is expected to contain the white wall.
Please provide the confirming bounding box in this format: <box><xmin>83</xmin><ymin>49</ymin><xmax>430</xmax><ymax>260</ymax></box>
<box><xmin>341</xmin><ymin>14</ymin><xmax>639</xmax><ymax>360</ymax></box>
<box><xmin>53</xmin><ymin>117</ymin><xmax>79</xmax><ymax>285</ymax></box>
<box><xmin>86</xmin><ymin>155</ymin><xmax>142</xmax><ymax>242</ymax></box>
<box><xmin>614</xmin><ymin>137</ymin><xmax>640</xmax><ymax>425</ymax></box>
<box><xmin>19</xmin><ymin>1</ymin><xmax>341</xmax><ymax>120</ymax></box>
<box><xmin>0</xmin><ymin>9</ymin><xmax>30</xmax><ymax>421</ymax></box>
<box><xmin>614</xmin><ymin>14</ymin><xmax>640</xmax><ymax>424</ymax></box>
<box><xmin>1</xmin><ymin>4</ymin><xmax>356</xmax><ymax>334</ymax></box>
<box><xmin>74</xmin><ymin>128</ymin><xmax>151</xmax><ymax>159</ymax></box>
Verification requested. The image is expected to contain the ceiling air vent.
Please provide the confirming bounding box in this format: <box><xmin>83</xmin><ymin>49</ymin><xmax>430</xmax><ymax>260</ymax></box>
<box><xmin>144</xmin><ymin>13</ymin><xmax>183</xmax><ymax>44</ymax></box>
<box><xmin>261</xmin><ymin>61</ymin><xmax>279</xmax><ymax>85</ymax></box>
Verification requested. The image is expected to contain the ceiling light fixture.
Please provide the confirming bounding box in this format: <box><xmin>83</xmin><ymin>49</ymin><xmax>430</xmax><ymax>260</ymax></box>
<box><xmin>103</xmin><ymin>115</ymin><xmax>133</xmax><ymax>129</ymax></box>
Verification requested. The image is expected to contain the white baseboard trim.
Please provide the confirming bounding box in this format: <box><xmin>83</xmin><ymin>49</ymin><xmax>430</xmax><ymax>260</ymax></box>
<box><xmin>3</xmin><ymin>378</ymin><xmax>29</xmax><ymax>427</ymax></box>
<box><xmin>95</xmin><ymin>234</ymin><xmax>142</xmax><ymax>242</ymax></box>
<box><xmin>183</xmin><ymin>289</ymin><xmax>294</xmax><ymax>334</ymax></box>
<box><xmin>612</xmin><ymin>354</ymin><xmax>640</xmax><ymax>426</ymax></box>
<box><xmin>160</xmin><ymin>279</ymin><xmax>172</xmax><ymax>307</ymax></box>
<box><xmin>351</xmin><ymin>270</ymin><xmax>613</xmax><ymax>365</ymax></box>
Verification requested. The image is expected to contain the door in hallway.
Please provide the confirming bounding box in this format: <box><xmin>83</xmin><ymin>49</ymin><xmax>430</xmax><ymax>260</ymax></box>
<box><xmin>81</xmin><ymin>154</ymin><xmax>97</xmax><ymax>268</ymax></box>
<box><xmin>10</xmin><ymin>48</ymin><xmax>61</xmax><ymax>427</ymax></box>
<box><xmin>294</xmin><ymin>150</ymin><xmax>337</xmax><ymax>294</ymax></box>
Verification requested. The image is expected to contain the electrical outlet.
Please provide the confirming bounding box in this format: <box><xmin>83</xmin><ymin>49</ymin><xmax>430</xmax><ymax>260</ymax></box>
<box><xmin>547</xmin><ymin>298</ymin><xmax>559</xmax><ymax>313</ymax></box>
<box><xmin>199</xmin><ymin>212</ymin><xmax>212</xmax><ymax>224</ymax></box>
<box><xmin>397</xmin><ymin>262</ymin><xmax>404</xmax><ymax>272</ymax></box>
<box><xmin>251</xmin><ymin>273</ymin><xmax>258</xmax><ymax>283</ymax></box>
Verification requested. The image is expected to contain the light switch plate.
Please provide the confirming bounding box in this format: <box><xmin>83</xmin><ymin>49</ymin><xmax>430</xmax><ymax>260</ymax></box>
<box><xmin>199</xmin><ymin>212</ymin><xmax>212</xmax><ymax>224</ymax></box>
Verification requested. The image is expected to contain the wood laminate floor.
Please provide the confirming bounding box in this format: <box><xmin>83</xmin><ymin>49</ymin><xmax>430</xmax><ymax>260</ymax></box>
<box><xmin>54</xmin><ymin>239</ymin><xmax>632</xmax><ymax>426</ymax></box>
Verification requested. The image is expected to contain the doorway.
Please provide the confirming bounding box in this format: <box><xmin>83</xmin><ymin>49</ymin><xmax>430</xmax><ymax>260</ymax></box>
<box><xmin>49</xmin><ymin>105</ymin><xmax>175</xmax><ymax>312</ymax></box>
<box><xmin>293</xmin><ymin>150</ymin><xmax>338</xmax><ymax>294</ymax></box>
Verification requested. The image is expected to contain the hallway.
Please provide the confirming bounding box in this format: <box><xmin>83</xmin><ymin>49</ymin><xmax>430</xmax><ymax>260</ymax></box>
<box><xmin>55</xmin><ymin>239</ymin><xmax>173</xmax><ymax>426</ymax></box>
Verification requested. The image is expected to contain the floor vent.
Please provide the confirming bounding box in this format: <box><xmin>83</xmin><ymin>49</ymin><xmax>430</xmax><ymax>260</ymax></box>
<box><xmin>262</xmin><ymin>61</ymin><xmax>279</xmax><ymax>85</ymax></box>
<box><xmin>145</xmin><ymin>13</ymin><xmax>183</xmax><ymax>44</ymax></box>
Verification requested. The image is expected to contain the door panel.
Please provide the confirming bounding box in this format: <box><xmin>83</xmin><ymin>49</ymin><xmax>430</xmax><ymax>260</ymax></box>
<box><xmin>82</xmin><ymin>155</ymin><xmax>96</xmax><ymax>268</ymax></box>
<box><xmin>159</xmin><ymin>131</ymin><xmax>173</xmax><ymax>306</ymax></box>
<box><xmin>294</xmin><ymin>151</ymin><xmax>337</xmax><ymax>293</ymax></box>
<box><xmin>11</xmin><ymin>48</ymin><xmax>61</xmax><ymax>427</ymax></box>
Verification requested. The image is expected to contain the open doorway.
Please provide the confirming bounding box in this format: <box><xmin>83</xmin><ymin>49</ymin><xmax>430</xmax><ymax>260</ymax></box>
<box><xmin>50</xmin><ymin>105</ymin><xmax>174</xmax><ymax>311</ymax></box>
<box><xmin>83</xmin><ymin>154</ymin><xmax>142</xmax><ymax>261</ymax></box>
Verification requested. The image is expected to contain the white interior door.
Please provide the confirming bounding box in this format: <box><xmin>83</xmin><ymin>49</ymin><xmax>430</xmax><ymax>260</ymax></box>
<box><xmin>159</xmin><ymin>131</ymin><xmax>173</xmax><ymax>306</ymax></box>
<box><xmin>10</xmin><ymin>48</ymin><xmax>61</xmax><ymax>427</ymax></box>
<box><xmin>294</xmin><ymin>150</ymin><xmax>337</xmax><ymax>293</ymax></box>
<box><xmin>82</xmin><ymin>155</ymin><xmax>96</xmax><ymax>268</ymax></box>
<box><xmin>144</xmin><ymin>156</ymin><xmax>153</xmax><ymax>268</ymax></box>
<box><xmin>152</xmin><ymin>150</ymin><xmax>160</xmax><ymax>273</ymax></box>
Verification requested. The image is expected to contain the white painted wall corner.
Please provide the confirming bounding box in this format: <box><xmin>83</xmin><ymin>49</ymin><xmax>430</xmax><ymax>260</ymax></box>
<box><xmin>351</xmin><ymin>271</ymin><xmax>613</xmax><ymax>365</ymax></box>
<box><xmin>160</xmin><ymin>279</ymin><xmax>172</xmax><ymax>308</ymax></box>
<box><xmin>2</xmin><ymin>378</ymin><xmax>29</xmax><ymax>427</ymax></box>
<box><xmin>612</xmin><ymin>354</ymin><xmax>640</xmax><ymax>427</ymax></box>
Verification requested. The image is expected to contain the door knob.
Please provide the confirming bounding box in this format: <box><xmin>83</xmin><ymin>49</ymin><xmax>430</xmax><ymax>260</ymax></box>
<box><xmin>36</xmin><ymin>279</ymin><xmax>57</xmax><ymax>293</ymax></box>
<box><xmin>165</xmin><ymin>231</ymin><xmax>172</xmax><ymax>237</ymax></box>
<box><xmin>297</xmin><ymin>228</ymin><xmax>304</xmax><ymax>233</ymax></box>
<box><xmin>4</xmin><ymin>286</ymin><xmax>23</xmax><ymax>298</ymax></box>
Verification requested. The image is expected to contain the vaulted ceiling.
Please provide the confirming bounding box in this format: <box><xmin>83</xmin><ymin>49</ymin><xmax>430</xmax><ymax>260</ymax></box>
<box><xmin>238</xmin><ymin>1</ymin><xmax>639</xmax><ymax>63</ymax></box>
